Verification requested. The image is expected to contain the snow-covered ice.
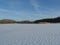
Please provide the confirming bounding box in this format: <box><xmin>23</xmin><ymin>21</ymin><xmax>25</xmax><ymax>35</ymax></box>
<box><xmin>0</xmin><ymin>24</ymin><xmax>60</xmax><ymax>45</ymax></box>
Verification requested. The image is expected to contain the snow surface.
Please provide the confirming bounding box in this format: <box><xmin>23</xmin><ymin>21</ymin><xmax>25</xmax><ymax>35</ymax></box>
<box><xmin>0</xmin><ymin>24</ymin><xmax>60</xmax><ymax>45</ymax></box>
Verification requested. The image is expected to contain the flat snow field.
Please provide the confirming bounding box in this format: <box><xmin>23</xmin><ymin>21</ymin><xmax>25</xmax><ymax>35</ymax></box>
<box><xmin>0</xmin><ymin>24</ymin><xmax>60</xmax><ymax>45</ymax></box>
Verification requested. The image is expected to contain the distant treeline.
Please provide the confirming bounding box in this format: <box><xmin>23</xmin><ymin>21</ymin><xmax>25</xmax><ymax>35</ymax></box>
<box><xmin>34</xmin><ymin>17</ymin><xmax>60</xmax><ymax>23</ymax></box>
<box><xmin>0</xmin><ymin>16</ymin><xmax>60</xmax><ymax>24</ymax></box>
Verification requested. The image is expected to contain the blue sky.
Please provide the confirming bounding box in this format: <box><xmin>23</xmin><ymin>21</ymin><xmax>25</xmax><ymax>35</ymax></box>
<box><xmin>0</xmin><ymin>0</ymin><xmax>60</xmax><ymax>20</ymax></box>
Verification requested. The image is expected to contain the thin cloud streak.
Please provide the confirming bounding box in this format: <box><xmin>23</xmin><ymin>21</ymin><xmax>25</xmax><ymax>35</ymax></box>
<box><xmin>30</xmin><ymin>0</ymin><xmax>40</xmax><ymax>13</ymax></box>
<box><xmin>0</xmin><ymin>8</ymin><xmax>39</xmax><ymax>20</ymax></box>
<box><xmin>0</xmin><ymin>9</ymin><xmax>30</xmax><ymax>16</ymax></box>
<box><xmin>30</xmin><ymin>0</ymin><xmax>60</xmax><ymax>17</ymax></box>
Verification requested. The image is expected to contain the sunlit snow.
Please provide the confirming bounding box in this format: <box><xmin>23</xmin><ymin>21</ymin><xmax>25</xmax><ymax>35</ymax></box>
<box><xmin>0</xmin><ymin>24</ymin><xmax>60</xmax><ymax>45</ymax></box>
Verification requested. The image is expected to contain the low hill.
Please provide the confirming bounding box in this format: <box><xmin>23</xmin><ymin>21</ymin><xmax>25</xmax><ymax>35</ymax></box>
<box><xmin>0</xmin><ymin>19</ymin><xmax>16</xmax><ymax>24</ymax></box>
<box><xmin>16</xmin><ymin>20</ymin><xmax>33</xmax><ymax>24</ymax></box>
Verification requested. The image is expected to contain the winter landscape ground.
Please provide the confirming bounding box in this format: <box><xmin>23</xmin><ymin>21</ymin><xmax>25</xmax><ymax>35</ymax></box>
<box><xmin>0</xmin><ymin>24</ymin><xmax>60</xmax><ymax>45</ymax></box>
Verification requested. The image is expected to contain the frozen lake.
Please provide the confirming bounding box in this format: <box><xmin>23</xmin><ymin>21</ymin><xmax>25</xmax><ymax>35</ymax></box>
<box><xmin>0</xmin><ymin>24</ymin><xmax>60</xmax><ymax>45</ymax></box>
